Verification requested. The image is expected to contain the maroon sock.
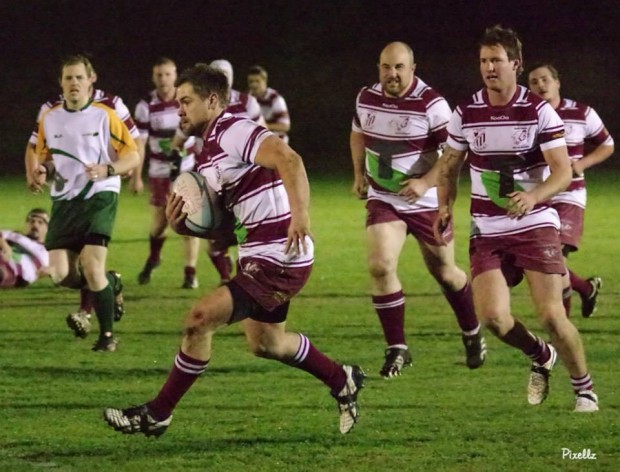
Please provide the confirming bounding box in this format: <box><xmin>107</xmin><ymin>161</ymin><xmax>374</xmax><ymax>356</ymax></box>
<box><xmin>288</xmin><ymin>334</ymin><xmax>346</xmax><ymax>395</ymax></box>
<box><xmin>372</xmin><ymin>291</ymin><xmax>406</xmax><ymax>346</ymax></box>
<box><xmin>563</xmin><ymin>286</ymin><xmax>572</xmax><ymax>318</ymax></box>
<box><xmin>443</xmin><ymin>282</ymin><xmax>480</xmax><ymax>332</ymax></box>
<box><xmin>80</xmin><ymin>288</ymin><xmax>94</xmax><ymax>314</ymax></box>
<box><xmin>569</xmin><ymin>269</ymin><xmax>592</xmax><ymax>298</ymax></box>
<box><xmin>498</xmin><ymin>319</ymin><xmax>550</xmax><ymax>364</ymax></box>
<box><xmin>148</xmin><ymin>236</ymin><xmax>166</xmax><ymax>265</ymax></box>
<box><xmin>571</xmin><ymin>373</ymin><xmax>593</xmax><ymax>393</ymax></box>
<box><xmin>184</xmin><ymin>266</ymin><xmax>196</xmax><ymax>278</ymax></box>
<box><xmin>209</xmin><ymin>250</ymin><xmax>232</xmax><ymax>281</ymax></box>
<box><xmin>147</xmin><ymin>351</ymin><xmax>209</xmax><ymax>420</ymax></box>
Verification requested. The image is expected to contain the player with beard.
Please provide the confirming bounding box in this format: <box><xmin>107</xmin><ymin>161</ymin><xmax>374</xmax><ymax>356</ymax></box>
<box><xmin>103</xmin><ymin>64</ymin><xmax>365</xmax><ymax>437</ymax></box>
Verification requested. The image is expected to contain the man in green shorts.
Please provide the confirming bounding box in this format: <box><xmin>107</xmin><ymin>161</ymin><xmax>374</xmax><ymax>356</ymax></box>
<box><xmin>27</xmin><ymin>54</ymin><xmax>139</xmax><ymax>351</ymax></box>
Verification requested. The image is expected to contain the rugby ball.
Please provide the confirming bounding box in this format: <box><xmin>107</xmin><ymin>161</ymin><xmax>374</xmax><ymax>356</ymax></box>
<box><xmin>172</xmin><ymin>171</ymin><xmax>223</xmax><ymax>233</ymax></box>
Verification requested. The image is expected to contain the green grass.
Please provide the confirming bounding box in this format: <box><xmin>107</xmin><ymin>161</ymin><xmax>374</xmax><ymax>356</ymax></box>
<box><xmin>1</xmin><ymin>173</ymin><xmax>619</xmax><ymax>471</ymax></box>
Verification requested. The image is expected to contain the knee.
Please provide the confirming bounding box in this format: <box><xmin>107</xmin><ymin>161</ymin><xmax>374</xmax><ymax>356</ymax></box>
<box><xmin>183</xmin><ymin>306</ymin><xmax>218</xmax><ymax>338</ymax></box>
<box><xmin>431</xmin><ymin>265</ymin><xmax>466</xmax><ymax>291</ymax></box>
<box><xmin>368</xmin><ymin>256</ymin><xmax>395</xmax><ymax>280</ymax></box>
<box><xmin>50</xmin><ymin>266</ymin><xmax>75</xmax><ymax>287</ymax></box>
<box><xmin>538</xmin><ymin>307</ymin><xmax>568</xmax><ymax>333</ymax></box>
<box><xmin>480</xmin><ymin>312</ymin><xmax>511</xmax><ymax>337</ymax></box>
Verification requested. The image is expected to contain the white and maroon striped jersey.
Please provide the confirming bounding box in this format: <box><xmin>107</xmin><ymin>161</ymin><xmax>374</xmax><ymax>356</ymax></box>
<box><xmin>135</xmin><ymin>90</ymin><xmax>195</xmax><ymax>178</ymax></box>
<box><xmin>447</xmin><ymin>85</ymin><xmax>567</xmax><ymax>238</ymax></box>
<box><xmin>195</xmin><ymin>112</ymin><xmax>313</xmax><ymax>268</ymax></box>
<box><xmin>1</xmin><ymin>230</ymin><xmax>49</xmax><ymax>284</ymax></box>
<box><xmin>255</xmin><ymin>87</ymin><xmax>290</xmax><ymax>143</ymax></box>
<box><xmin>29</xmin><ymin>89</ymin><xmax>139</xmax><ymax>146</ymax></box>
<box><xmin>227</xmin><ymin>89</ymin><xmax>262</xmax><ymax>122</ymax></box>
<box><xmin>352</xmin><ymin>77</ymin><xmax>452</xmax><ymax>212</ymax></box>
<box><xmin>549</xmin><ymin>99</ymin><xmax>614</xmax><ymax>208</ymax></box>
<box><xmin>36</xmin><ymin>102</ymin><xmax>137</xmax><ymax>200</ymax></box>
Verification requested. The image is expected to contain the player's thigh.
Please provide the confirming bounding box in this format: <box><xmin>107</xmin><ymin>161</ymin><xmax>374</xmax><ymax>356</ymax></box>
<box><xmin>472</xmin><ymin>269</ymin><xmax>511</xmax><ymax>321</ymax></box>
<box><xmin>48</xmin><ymin>249</ymin><xmax>71</xmax><ymax>282</ymax></box>
<box><xmin>366</xmin><ymin>220</ymin><xmax>407</xmax><ymax>269</ymax></box>
<box><xmin>524</xmin><ymin>269</ymin><xmax>564</xmax><ymax>319</ymax></box>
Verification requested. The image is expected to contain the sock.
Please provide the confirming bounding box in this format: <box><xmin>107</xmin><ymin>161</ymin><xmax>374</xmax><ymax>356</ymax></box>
<box><xmin>148</xmin><ymin>236</ymin><xmax>166</xmax><ymax>265</ymax></box>
<box><xmin>498</xmin><ymin>319</ymin><xmax>550</xmax><ymax>365</ymax></box>
<box><xmin>148</xmin><ymin>351</ymin><xmax>209</xmax><ymax>420</ymax></box>
<box><xmin>209</xmin><ymin>250</ymin><xmax>232</xmax><ymax>282</ymax></box>
<box><xmin>568</xmin><ymin>269</ymin><xmax>593</xmax><ymax>298</ymax></box>
<box><xmin>92</xmin><ymin>281</ymin><xmax>114</xmax><ymax>335</ymax></box>
<box><xmin>563</xmin><ymin>286</ymin><xmax>572</xmax><ymax>318</ymax></box>
<box><xmin>80</xmin><ymin>287</ymin><xmax>94</xmax><ymax>314</ymax></box>
<box><xmin>288</xmin><ymin>334</ymin><xmax>346</xmax><ymax>395</ymax></box>
<box><xmin>373</xmin><ymin>291</ymin><xmax>406</xmax><ymax>346</ymax></box>
<box><xmin>184</xmin><ymin>265</ymin><xmax>196</xmax><ymax>278</ymax></box>
<box><xmin>571</xmin><ymin>373</ymin><xmax>593</xmax><ymax>393</ymax></box>
<box><xmin>443</xmin><ymin>282</ymin><xmax>480</xmax><ymax>332</ymax></box>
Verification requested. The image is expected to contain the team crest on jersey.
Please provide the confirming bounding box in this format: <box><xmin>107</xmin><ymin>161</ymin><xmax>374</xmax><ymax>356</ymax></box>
<box><xmin>361</xmin><ymin>112</ymin><xmax>376</xmax><ymax>129</ymax></box>
<box><xmin>389</xmin><ymin>116</ymin><xmax>412</xmax><ymax>134</ymax></box>
<box><xmin>511</xmin><ymin>127</ymin><xmax>530</xmax><ymax>149</ymax></box>
<box><xmin>471</xmin><ymin>129</ymin><xmax>487</xmax><ymax>151</ymax></box>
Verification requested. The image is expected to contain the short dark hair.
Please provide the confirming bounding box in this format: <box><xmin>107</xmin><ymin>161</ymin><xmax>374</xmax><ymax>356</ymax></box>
<box><xmin>248</xmin><ymin>65</ymin><xmax>268</xmax><ymax>81</ymax></box>
<box><xmin>27</xmin><ymin>208</ymin><xmax>49</xmax><ymax>224</ymax></box>
<box><xmin>480</xmin><ymin>25</ymin><xmax>523</xmax><ymax>76</ymax></box>
<box><xmin>176</xmin><ymin>63</ymin><xmax>229</xmax><ymax>107</ymax></box>
<box><xmin>527</xmin><ymin>63</ymin><xmax>560</xmax><ymax>80</ymax></box>
<box><xmin>154</xmin><ymin>56</ymin><xmax>175</xmax><ymax>67</ymax></box>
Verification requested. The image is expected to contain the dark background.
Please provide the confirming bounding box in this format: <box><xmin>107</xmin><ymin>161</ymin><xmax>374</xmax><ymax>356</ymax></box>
<box><xmin>1</xmin><ymin>0</ymin><xmax>619</xmax><ymax>177</ymax></box>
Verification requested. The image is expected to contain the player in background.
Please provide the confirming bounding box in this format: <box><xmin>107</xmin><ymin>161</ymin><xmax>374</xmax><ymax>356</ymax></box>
<box><xmin>134</xmin><ymin>57</ymin><xmax>200</xmax><ymax>289</ymax></box>
<box><xmin>1</xmin><ymin>209</ymin><xmax>50</xmax><ymax>288</ymax></box>
<box><xmin>351</xmin><ymin>42</ymin><xmax>485</xmax><ymax>378</ymax></box>
<box><xmin>247</xmin><ymin>65</ymin><xmax>291</xmax><ymax>143</ymax></box>
<box><xmin>527</xmin><ymin>64</ymin><xmax>614</xmax><ymax>317</ymax></box>
<box><xmin>27</xmin><ymin>54</ymin><xmax>139</xmax><ymax>352</ymax></box>
<box><xmin>103</xmin><ymin>64</ymin><xmax>365</xmax><ymax>437</ymax></box>
<box><xmin>24</xmin><ymin>57</ymin><xmax>139</xmax><ymax>327</ymax></box>
<box><xmin>434</xmin><ymin>26</ymin><xmax>598</xmax><ymax>412</ymax></box>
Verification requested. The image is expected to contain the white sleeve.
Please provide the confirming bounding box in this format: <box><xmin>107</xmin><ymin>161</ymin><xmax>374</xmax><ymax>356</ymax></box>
<box><xmin>219</xmin><ymin>120</ymin><xmax>273</xmax><ymax>164</ymax></box>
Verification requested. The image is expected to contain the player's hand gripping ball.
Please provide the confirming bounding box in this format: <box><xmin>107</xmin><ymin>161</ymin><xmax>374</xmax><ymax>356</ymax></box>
<box><xmin>172</xmin><ymin>172</ymin><xmax>223</xmax><ymax>235</ymax></box>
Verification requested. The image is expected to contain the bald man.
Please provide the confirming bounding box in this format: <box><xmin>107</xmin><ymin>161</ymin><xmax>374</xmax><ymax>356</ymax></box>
<box><xmin>350</xmin><ymin>42</ymin><xmax>484</xmax><ymax>378</ymax></box>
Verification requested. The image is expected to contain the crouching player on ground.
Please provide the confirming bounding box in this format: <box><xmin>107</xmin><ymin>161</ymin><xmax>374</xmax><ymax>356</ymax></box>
<box><xmin>103</xmin><ymin>64</ymin><xmax>366</xmax><ymax>436</ymax></box>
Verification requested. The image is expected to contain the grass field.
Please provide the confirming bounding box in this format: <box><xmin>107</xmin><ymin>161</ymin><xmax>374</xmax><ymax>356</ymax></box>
<box><xmin>1</xmin><ymin>172</ymin><xmax>618</xmax><ymax>471</ymax></box>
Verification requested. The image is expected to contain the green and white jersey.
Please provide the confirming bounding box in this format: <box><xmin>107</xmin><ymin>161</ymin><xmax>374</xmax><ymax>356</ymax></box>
<box><xmin>36</xmin><ymin>101</ymin><xmax>137</xmax><ymax>201</ymax></box>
